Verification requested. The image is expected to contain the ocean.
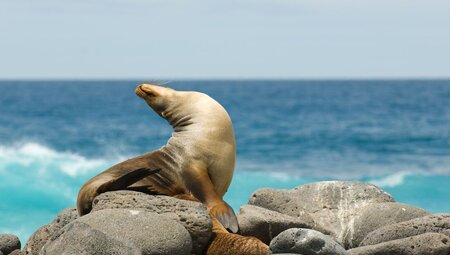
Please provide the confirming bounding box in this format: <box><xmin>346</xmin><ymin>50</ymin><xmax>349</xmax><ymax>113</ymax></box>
<box><xmin>0</xmin><ymin>80</ymin><xmax>449</xmax><ymax>243</ymax></box>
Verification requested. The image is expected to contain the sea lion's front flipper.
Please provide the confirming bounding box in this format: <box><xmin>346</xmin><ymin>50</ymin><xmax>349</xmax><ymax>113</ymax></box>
<box><xmin>182</xmin><ymin>163</ymin><xmax>239</xmax><ymax>233</ymax></box>
<box><xmin>98</xmin><ymin>168</ymin><xmax>161</xmax><ymax>193</ymax></box>
<box><xmin>209</xmin><ymin>201</ymin><xmax>239</xmax><ymax>233</ymax></box>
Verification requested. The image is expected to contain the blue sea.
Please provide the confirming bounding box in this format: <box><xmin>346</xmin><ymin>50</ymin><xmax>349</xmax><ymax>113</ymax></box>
<box><xmin>0</xmin><ymin>80</ymin><xmax>449</xmax><ymax>243</ymax></box>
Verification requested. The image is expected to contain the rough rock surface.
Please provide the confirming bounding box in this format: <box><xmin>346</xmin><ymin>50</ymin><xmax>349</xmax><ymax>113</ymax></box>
<box><xmin>269</xmin><ymin>228</ymin><xmax>346</xmax><ymax>255</ymax></box>
<box><xmin>360</xmin><ymin>213</ymin><xmax>450</xmax><ymax>246</ymax></box>
<box><xmin>9</xmin><ymin>250</ymin><xmax>24</xmax><ymax>255</ymax></box>
<box><xmin>75</xmin><ymin>208</ymin><xmax>192</xmax><ymax>255</ymax></box>
<box><xmin>41</xmin><ymin>221</ymin><xmax>141</xmax><ymax>255</ymax></box>
<box><xmin>249</xmin><ymin>181</ymin><xmax>394</xmax><ymax>243</ymax></box>
<box><xmin>344</xmin><ymin>202</ymin><xmax>429</xmax><ymax>248</ymax></box>
<box><xmin>92</xmin><ymin>191</ymin><xmax>211</xmax><ymax>254</ymax></box>
<box><xmin>0</xmin><ymin>234</ymin><xmax>21</xmax><ymax>255</ymax></box>
<box><xmin>24</xmin><ymin>208</ymin><xmax>78</xmax><ymax>255</ymax></box>
<box><xmin>238</xmin><ymin>205</ymin><xmax>322</xmax><ymax>244</ymax></box>
<box><xmin>347</xmin><ymin>232</ymin><xmax>450</xmax><ymax>255</ymax></box>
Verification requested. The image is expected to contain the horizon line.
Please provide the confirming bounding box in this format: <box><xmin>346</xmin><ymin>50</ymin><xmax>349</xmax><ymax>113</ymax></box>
<box><xmin>1</xmin><ymin>77</ymin><xmax>450</xmax><ymax>82</ymax></box>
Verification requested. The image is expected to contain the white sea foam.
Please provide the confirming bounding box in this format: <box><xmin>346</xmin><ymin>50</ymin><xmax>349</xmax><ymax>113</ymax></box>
<box><xmin>368</xmin><ymin>171</ymin><xmax>416</xmax><ymax>188</ymax></box>
<box><xmin>0</xmin><ymin>142</ymin><xmax>118</xmax><ymax>177</ymax></box>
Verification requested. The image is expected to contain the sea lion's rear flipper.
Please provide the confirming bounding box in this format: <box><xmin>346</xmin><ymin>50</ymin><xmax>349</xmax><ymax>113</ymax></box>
<box><xmin>98</xmin><ymin>168</ymin><xmax>161</xmax><ymax>193</ymax></box>
<box><xmin>77</xmin><ymin>167</ymin><xmax>160</xmax><ymax>216</ymax></box>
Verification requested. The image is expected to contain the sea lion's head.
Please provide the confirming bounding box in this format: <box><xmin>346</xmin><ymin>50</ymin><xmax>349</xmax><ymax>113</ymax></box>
<box><xmin>136</xmin><ymin>83</ymin><xmax>229</xmax><ymax>131</ymax></box>
<box><xmin>135</xmin><ymin>83</ymin><xmax>176</xmax><ymax>115</ymax></box>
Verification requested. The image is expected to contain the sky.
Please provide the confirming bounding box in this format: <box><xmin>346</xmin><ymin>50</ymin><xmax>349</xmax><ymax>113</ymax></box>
<box><xmin>0</xmin><ymin>0</ymin><xmax>449</xmax><ymax>80</ymax></box>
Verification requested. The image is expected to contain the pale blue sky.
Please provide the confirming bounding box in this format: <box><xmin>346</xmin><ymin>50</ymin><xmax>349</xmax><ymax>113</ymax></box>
<box><xmin>0</xmin><ymin>0</ymin><xmax>449</xmax><ymax>79</ymax></box>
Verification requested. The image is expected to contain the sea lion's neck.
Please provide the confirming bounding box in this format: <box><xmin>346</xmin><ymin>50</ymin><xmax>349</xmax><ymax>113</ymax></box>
<box><xmin>162</xmin><ymin>103</ymin><xmax>198</xmax><ymax>134</ymax></box>
<box><xmin>166</xmin><ymin>112</ymin><xmax>195</xmax><ymax>133</ymax></box>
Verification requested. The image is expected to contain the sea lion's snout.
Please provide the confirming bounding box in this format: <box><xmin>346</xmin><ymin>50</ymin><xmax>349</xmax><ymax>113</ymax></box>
<box><xmin>135</xmin><ymin>84</ymin><xmax>157</xmax><ymax>98</ymax></box>
<box><xmin>135</xmin><ymin>84</ymin><xmax>145</xmax><ymax>98</ymax></box>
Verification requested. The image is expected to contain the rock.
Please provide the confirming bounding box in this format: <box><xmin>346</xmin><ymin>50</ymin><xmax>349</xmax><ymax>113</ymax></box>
<box><xmin>41</xmin><ymin>221</ymin><xmax>141</xmax><ymax>255</ymax></box>
<box><xmin>249</xmin><ymin>181</ymin><xmax>394</xmax><ymax>243</ymax></box>
<box><xmin>238</xmin><ymin>205</ymin><xmax>323</xmax><ymax>244</ymax></box>
<box><xmin>269</xmin><ymin>228</ymin><xmax>346</xmax><ymax>255</ymax></box>
<box><xmin>360</xmin><ymin>213</ymin><xmax>450</xmax><ymax>246</ymax></box>
<box><xmin>24</xmin><ymin>208</ymin><xmax>79</xmax><ymax>255</ymax></box>
<box><xmin>344</xmin><ymin>202</ymin><xmax>429</xmax><ymax>248</ymax></box>
<box><xmin>9</xmin><ymin>250</ymin><xmax>24</xmax><ymax>255</ymax></box>
<box><xmin>24</xmin><ymin>224</ymin><xmax>57</xmax><ymax>255</ymax></box>
<box><xmin>50</xmin><ymin>208</ymin><xmax>79</xmax><ymax>226</ymax></box>
<box><xmin>77</xmin><ymin>208</ymin><xmax>192</xmax><ymax>255</ymax></box>
<box><xmin>92</xmin><ymin>191</ymin><xmax>212</xmax><ymax>254</ymax></box>
<box><xmin>0</xmin><ymin>234</ymin><xmax>21</xmax><ymax>254</ymax></box>
<box><xmin>347</xmin><ymin>232</ymin><xmax>450</xmax><ymax>255</ymax></box>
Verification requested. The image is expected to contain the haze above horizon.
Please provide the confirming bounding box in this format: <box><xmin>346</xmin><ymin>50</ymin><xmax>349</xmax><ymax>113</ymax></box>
<box><xmin>1</xmin><ymin>0</ymin><xmax>449</xmax><ymax>80</ymax></box>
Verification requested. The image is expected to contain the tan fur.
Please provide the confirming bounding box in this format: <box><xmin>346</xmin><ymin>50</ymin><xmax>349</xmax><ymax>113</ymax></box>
<box><xmin>77</xmin><ymin>83</ymin><xmax>238</xmax><ymax>232</ymax></box>
<box><xmin>207</xmin><ymin>217</ymin><xmax>269</xmax><ymax>255</ymax></box>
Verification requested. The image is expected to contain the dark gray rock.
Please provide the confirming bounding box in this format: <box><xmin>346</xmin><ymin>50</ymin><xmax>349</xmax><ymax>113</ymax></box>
<box><xmin>40</xmin><ymin>221</ymin><xmax>141</xmax><ymax>255</ymax></box>
<box><xmin>24</xmin><ymin>208</ymin><xmax>79</xmax><ymax>255</ymax></box>
<box><xmin>344</xmin><ymin>202</ymin><xmax>429</xmax><ymax>248</ymax></box>
<box><xmin>347</xmin><ymin>233</ymin><xmax>450</xmax><ymax>255</ymax></box>
<box><xmin>238</xmin><ymin>205</ymin><xmax>322</xmax><ymax>244</ymax></box>
<box><xmin>92</xmin><ymin>191</ymin><xmax>211</xmax><ymax>254</ymax></box>
<box><xmin>360</xmin><ymin>213</ymin><xmax>450</xmax><ymax>246</ymax></box>
<box><xmin>77</xmin><ymin>208</ymin><xmax>192</xmax><ymax>255</ymax></box>
<box><xmin>249</xmin><ymin>181</ymin><xmax>394</xmax><ymax>243</ymax></box>
<box><xmin>0</xmin><ymin>234</ymin><xmax>21</xmax><ymax>254</ymax></box>
<box><xmin>269</xmin><ymin>228</ymin><xmax>346</xmax><ymax>255</ymax></box>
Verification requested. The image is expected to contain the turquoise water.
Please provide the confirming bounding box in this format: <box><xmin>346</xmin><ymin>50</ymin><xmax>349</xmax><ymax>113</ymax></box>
<box><xmin>0</xmin><ymin>80</ymin><xmax>449</xmax><ymax>242</ymax></box>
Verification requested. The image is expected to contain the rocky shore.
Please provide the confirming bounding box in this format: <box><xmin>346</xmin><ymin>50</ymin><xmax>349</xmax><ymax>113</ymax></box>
<box><xmin>1</xmin><ymin>181</ymin><xmax>449</xmax><ymax>254</ymax></box>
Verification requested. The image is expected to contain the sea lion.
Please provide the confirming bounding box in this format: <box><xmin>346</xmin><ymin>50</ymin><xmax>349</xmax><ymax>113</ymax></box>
<box><xmin>77</xmin><ymin>83</ymin><xmax>238</xmax><ymax>232</ymax></box>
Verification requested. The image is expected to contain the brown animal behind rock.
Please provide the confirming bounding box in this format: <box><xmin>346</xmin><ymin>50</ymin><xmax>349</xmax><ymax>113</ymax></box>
<box><xmin>206</xmin><ymin>217</ymin><xmax>269</xmax><ymax>255</ymax></box>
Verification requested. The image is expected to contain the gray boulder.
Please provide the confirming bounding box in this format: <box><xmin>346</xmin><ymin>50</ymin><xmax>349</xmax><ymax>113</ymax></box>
<box><xmin>344</xmin><ymin>202</ymin><xmax>429</xmax><ymax>248</ymax></box>
<box><xmin>0</xmin><ymin>234</ymin><xmax>21</xmax><ymax>255</ymax></box>
<box><xmin>269</xmin><ymin>228</ymin><xmax>346</xmax><ymax>255</ymax></box>
<box><xmin>40</xmin><ymin>221</ymin><xmax>141</xmax><ymax>255</ymax></box>
<box><xmin>238</xmin><ymin>205</ymin><xmax>322</xmax><ymax>244</ymax></box>
<box><xmin>360</xmin><ymin>213</ymin><xmax>450</xmax><ymax>246</ymax></box>
<box><xmin>24</xmin><ymin>208</ymin><xmax>79</xmax><ymax>255</ymax></box>
<box><xmin>92</xmin><ymin>191</ymin><xmax>211</xmax><ymax>254</ymax></box>
<box><xmin>75</xmin><ymin>209</ymin><xmax>192</xmax><ymax>255</ymax></box>
<box><xmin>347</xmin><ymin>232</ymin><xmax>450</xmax><ymax>255</ymax></box>
<box><xmin>249</xmin><ymin>181</ymin><xmax>394</xmax><ymax>243</ymax></box>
